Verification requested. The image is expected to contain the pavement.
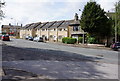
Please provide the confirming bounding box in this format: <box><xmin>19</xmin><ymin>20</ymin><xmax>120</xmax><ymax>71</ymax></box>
<box><xmin>47</xmin><ymin>41</ymin><xmax>111</xmax><ymax>50</ymax></box>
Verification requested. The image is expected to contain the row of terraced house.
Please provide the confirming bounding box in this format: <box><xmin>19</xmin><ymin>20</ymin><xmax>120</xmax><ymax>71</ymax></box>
<box><xmin>1</xmin><ymin>13</ymin><xmax>86</xmax><ymax>42</ymax></box>
<box><xmin>20</xmin><ymin>13</ymin><xmax>86</xmax><ymax>42</ymax></box>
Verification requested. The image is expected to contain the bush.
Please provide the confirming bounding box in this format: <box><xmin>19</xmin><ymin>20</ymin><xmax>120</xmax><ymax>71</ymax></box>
<box><xmin>62</xmin><ymin>37</ymin><xmax>77</xmax><ymax>44</ymax></box>
<box><xmin>87</xmin><ymin>37</ymin><xmax>96</xmax><ymax>44</ymax></box>
<box><xmin>78</xmin><ymin>37</ymin><xmax>83</xmax><ymax>43</ymax></box>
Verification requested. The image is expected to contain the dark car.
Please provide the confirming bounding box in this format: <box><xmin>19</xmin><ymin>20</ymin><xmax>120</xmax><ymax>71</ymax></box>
<box><xmin>111</xmin><ymin>42</ymin><xmax>120</xmax><ymax>51</ymax></box>
<box><xmin>28</xmin><ymin>36</ymin><xmax>33</xmax><ymax>41</ymax></box>
<box><xmin>1</xmin><ymin>35</ymin><xmax>10</xmax><ymax>41</ymax></box>
<box><xmin>0</xmin><ymin>35</ymin><xmax>2</xmax><ymax>40</ymax></box>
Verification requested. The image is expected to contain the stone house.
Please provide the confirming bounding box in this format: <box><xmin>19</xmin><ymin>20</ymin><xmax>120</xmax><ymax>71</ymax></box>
<box><xmin>26</xmin><ymin>22</ymin><xmax>41</xmax><ymax>37</ymax></box>
<box><xmin>20</xmin><ymin>23</ymin><xmax>33</xmax><ymax>38</ymax></box>
<box><xmin>20</xmin><ymin>13</ymin><xmax>86</xmax><ymax>42</ymax></box>
<box><xmin>35</xmin><ymin>22</ymin><xmax>48</xmax><ymax>37</ymax></box>
<box><xmin>1</xmin><ymin>24</ymin><xmax>22</xmax><ymax>37</ymax></box>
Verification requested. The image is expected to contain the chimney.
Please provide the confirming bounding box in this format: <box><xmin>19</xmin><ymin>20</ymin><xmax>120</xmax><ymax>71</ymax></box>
<box><xmin>21</xmin><ymin>24</ymin><xmax>23</xmax><ymax>27</ymax></box>
<box><xmin>9</xmin><ymin>23</ymin><xmax>11</xmax><ymax>26</ymax></box>
<box><xmin>17</xmin><ymin>23</ymin><xmax>19</xmax><ymax>26</ymax></box>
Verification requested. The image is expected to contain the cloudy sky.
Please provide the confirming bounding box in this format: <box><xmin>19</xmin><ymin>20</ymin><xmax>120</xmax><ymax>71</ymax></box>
<box><xmin>0</xmin><ymin>0</ymin><xmax>118</xmax><ymax>27</ymax></box>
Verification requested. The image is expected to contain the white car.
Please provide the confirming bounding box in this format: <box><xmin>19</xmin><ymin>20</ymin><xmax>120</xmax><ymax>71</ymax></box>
<box><xmin>33</xmin><ymin>37</ymin><xmax>43</xmax><ymax>42</ymax></box>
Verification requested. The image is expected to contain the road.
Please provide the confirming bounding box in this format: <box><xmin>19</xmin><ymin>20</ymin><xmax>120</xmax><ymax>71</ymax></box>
<box><xmin>2</xmin><ymin>39</ymin><xmax>119</xmax><ymax>64</ymax></box>
<box><xmin>1</xmin><ymin>39</ymin><xmax>119</xmax><ymax>79</ymax></box>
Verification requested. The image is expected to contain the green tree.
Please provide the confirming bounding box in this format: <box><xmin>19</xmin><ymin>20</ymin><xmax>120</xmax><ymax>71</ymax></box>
<box><xmin>0</xmin><ymin>1</ymin><xmax>5</xmax><ymax>20</ymax></box>
<box><xmin>115</xmin><ymin>0</ymin><xmax>120</xmax><ymax>41</ymax></box>
<box><xmin>80</xmin><ymin>1</ymin><xmax>112</xmax><ymax>43</ymax></box>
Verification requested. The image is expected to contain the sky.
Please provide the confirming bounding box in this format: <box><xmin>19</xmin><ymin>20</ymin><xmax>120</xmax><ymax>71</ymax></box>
<box><xmin>0</xmin><ymin>0</ymin><xmax>118</xmax><ymax>27</ymax></box>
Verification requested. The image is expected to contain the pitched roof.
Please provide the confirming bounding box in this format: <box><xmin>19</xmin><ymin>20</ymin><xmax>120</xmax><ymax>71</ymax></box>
<box><xmin>21</xmin><ymin>23</ymin><xmax>34</xmax><ymax>29</ymax></box>
<box><xmin>41</xmin><ymin>21</ymin><xmax>56</xmax><ymax>29</ymax></box>
<box><xmin>69</xmin><ymin>19</ymin><xmax>80</xmax><ymax>26</ymax></box>
<box><xmin>27</xmin><ymin>22</ymin><xmax>41</xmax><ymax>29</ymax></box>
<box><xmin>48</xmin><ymin>20</ymin><xmax>65</xmax><ymax>29</ymax></box>
<box><xmin>35</xmin><ymin>22</ymin><xmax>48</xmax><ymax>29</ymax></box>
<box><xmin>2</xmin><ymin>25</ymin><xmax>22</xmax><ymax>29</ymax></box>
<box><xmin>58</xmin><ymin>20</ymin><xmax>74</xmax><ymax>28</ymax></box>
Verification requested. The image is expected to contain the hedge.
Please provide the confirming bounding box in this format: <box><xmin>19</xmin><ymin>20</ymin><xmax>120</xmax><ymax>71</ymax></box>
<box><xmin>62</xmin><ymin>37</ymin><xmax>77</xmax><ymax>44</ymax></box>
<box><xmin>78</xmin><ymin>37</ymin><xmax>83</xmax><ymax>43</ymax></box>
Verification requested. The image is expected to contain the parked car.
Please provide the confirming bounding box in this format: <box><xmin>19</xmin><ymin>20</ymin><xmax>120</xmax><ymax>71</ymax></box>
<box><xmin>0</xmin><ymin>35</ymin><xmax>2</xmax><ymax>40</ymax></box>
<box><xmin>1</xmin><ymin>35</ymin><xmax>10</xmax><ymax>41</ymax></box>
<box><xmin>111</xmin><ymin>42</ymin><xmax>120</xmax><ymax>51</ymax></box>
<box><xmin>25</xmin><ymin>36</ymin><xmax>30</xmax><ymax>40</ymax></box>
<box><xmin>33</xmin><ymin>37</ymin><xmax>43</xmax><ymax>42</ymax></box>
<box><xmin>28</xmin><ymin>36</ymin><xmax>33</xmax><ymax>41</ymax></box>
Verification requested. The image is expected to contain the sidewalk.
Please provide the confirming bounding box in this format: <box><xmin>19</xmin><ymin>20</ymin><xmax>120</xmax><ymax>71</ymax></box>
<box><xmin>47</xmin><ymin>41</ymin><xmax>111</xmax><ymax>50</ymax></box>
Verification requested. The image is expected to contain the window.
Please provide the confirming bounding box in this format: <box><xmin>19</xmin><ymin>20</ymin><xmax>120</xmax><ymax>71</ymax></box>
<box><xmin>58</xmin><ymin>35</ymin><xmax>63</xmax><ymax>39</ymax></box>
<box><xmin>64</xmin><ymin>29</ymin><xmax>67</xmax><ymax>31</ymax></box>
<box><xmin>42</xmin><ymin>29</ymin><xmax>45</xmax><ymax>31</ymax></box>
<box><xmin>49</xmin><ymin>35</ymin><xmax>53</xmax><ymax>38</ymax></box>
<box><xmin>73</xmin><ymin>26</ymin><xmax>79</xmax><ymax>31</ymax></box>
<box><xmin>42</xmin><ymin>35</ymin><xmax>46</xmax><ymax>37</ymax></box>
<box><xmin>14</xmin><ymin>29</ymin><xmax>16</xmax><ymax>32</ymax></box>
<box><xmin>58</xmin><ymin>28</ymin><xmax>62</xmax><ymax>31</ymax></box>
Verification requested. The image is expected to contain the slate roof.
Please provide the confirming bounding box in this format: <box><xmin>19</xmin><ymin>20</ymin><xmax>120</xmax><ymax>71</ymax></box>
<box><xmin>48</xmin><ymin>20</ymin><xmax>65</xmax><ymax>29</ymax></box>
<box><xmin>69</xmin><ymin>19</ymin><xmax>80</xmax><ymax>26</ymax></box>
<box><xmin>41</xmin><ymin>21</ymin><xmax>56</xmax><ymax>29</ymax></box>
<box><xmin>21</xmin><ymin>23</ymin><xmax>34</xmax><ymax>29</ymax></box>
<box><xmin>2</xmin><ymin>25</ymin><xmax>22</xmax><ymax>29</ymax></box>
<box><xmin>20</xmin><ymin>19</ymin><xmax>80</xmax><ymax>30</ymax></box>
<box><xmin>35</xmin><ymin>22</ymin><xmax>48</xmax><ymax>29</ymax></box>
<box><xmin>27</xmin><ymin>22</ymin><xmax>41</xmax><ymax>29</ymax></box>
<box><xmin>58</xmin><ymin>20</ymin><xmax>74</xmax><ymax>28</ymax></box>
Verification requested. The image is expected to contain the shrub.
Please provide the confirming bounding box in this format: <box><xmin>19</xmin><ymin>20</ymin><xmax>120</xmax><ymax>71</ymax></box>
<box><xmin>78</xmin><ymin>37</ymin><xmax>83</xmax><ymax>43</ymax></box>
<box><xmin>62</xmin><ymin>37</ymin><xmax>77</xmax><ymax>44</ymax></box>
<box><xmin>87</xmin><ymin>37</ymin><xmax>96</xmax><ymax>44</ymax></box>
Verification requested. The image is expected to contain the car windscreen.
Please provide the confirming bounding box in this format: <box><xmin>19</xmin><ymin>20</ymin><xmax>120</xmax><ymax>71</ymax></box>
<box><xmin>116</xmin><ymin>43</ymin><xmax>120</xmax><ymax>46</ymax></box>
<box><xmin>4</xmin><ymin>36</ymin><xmax>9</xmax><ymax>37</ymax></box>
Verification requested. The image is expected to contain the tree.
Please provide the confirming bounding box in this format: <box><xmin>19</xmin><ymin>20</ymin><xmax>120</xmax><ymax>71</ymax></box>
<box><xmin>115</xmin><ymin>0</ymin><xmax>120</xmax><ymax>41</ymax></box>
<box><xmin>0</xmin><ymin>1</ymin><xmax>5</xmax><ymax>20</ymax></box>
<box><xmin>80</xmin><ymin>1</ymin><xmax>112</xmax><ymax>43</ymax></box>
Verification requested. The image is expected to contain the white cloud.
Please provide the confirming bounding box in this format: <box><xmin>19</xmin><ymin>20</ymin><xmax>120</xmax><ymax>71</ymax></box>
<box><xmin>97</xmin><ymin>0</ymin><xmax>118</xmax><ymax>12</ymax></box>
<box><xmin>1</xmin><ymin>0</ymin><xmax>118</xmax><ymax>27</ymax></box>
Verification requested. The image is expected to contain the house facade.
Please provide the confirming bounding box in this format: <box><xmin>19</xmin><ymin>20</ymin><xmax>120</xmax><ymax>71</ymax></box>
<box><xmin>1</xmin><ymin>24</ymin><xmax>22</xmax><ymax>37</ymax></box>
<box><xmin>20</xmin><ymin>13</ymin><xmax>86</xmax><ymax>42</ymax></box>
